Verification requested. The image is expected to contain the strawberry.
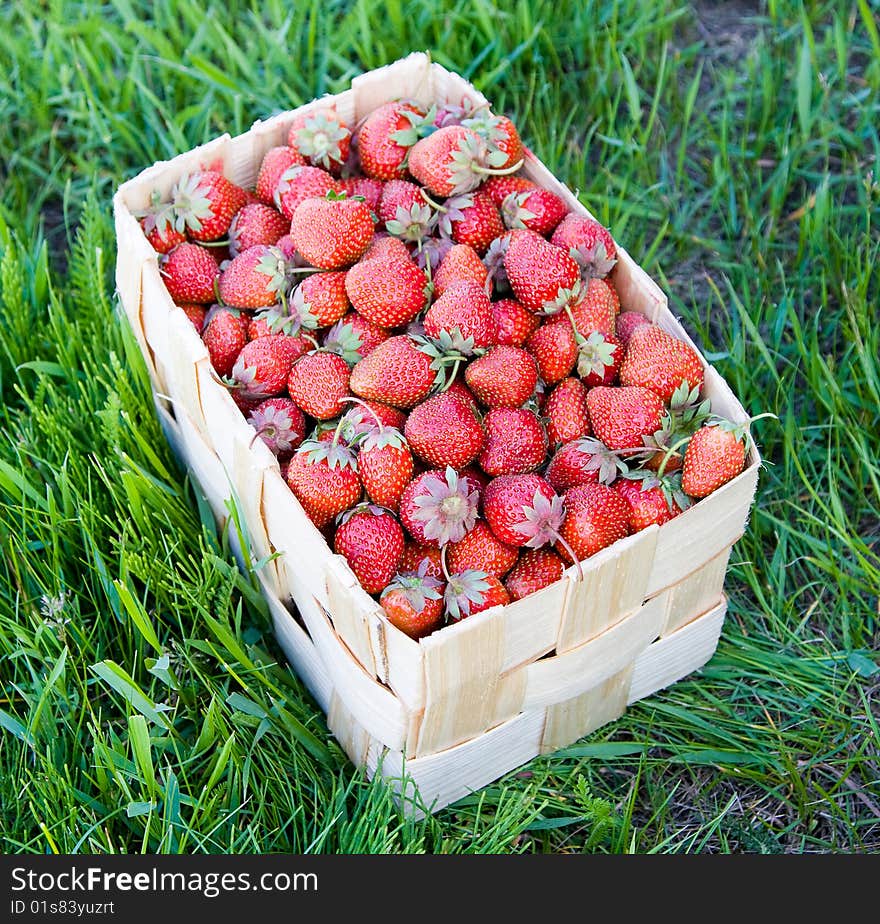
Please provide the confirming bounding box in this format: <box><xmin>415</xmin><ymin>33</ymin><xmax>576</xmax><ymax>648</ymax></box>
<box><xmin>380</xmin><ymin>564</ymin><xmax>444</xmax><ymax>639</ymax></box>
<box><xmin>551</xmin><ymin>214</ymin><xmax>617</xmax><ymax>279</ymax></box>
<box><xmin>228</xmin><ymin>336</ymin><xmax>293</xmax><ymax>398</ymax></box>
<box><xmin>288</xmin><ymin>107</ymin><xmax>351</xmax><ymax>174</ymax></box>
<box><xmin>464</xmin><ymin>345</ymin><xmax>537</xmax><ymax>409</ymax></box>
<box><xmin>399</xmin><ymin>542</ymin><xmax>444</xmax><ymax>579</ymax></box>
<box><xmin>681</xmin><ymin>419</ymin><xmax>749</xmax><ymax>498</ymax></box>
<box><xmin>275</xmin><ymin>233</ymin><xmax>298</xmax><ymax>260</ymax></box>
<box><xmin>545</xmin><ymin>437</ymin><xmax>628</xmax><ymax>491</ymax></box>
<box><xmin>202</xmin><ymin>306</ymin><xmax>248</xmax><ymax>377</ymax></box>
<box><xmin>171</xmin><ymin>170</ymin><xmax>247</xmax><ymax>242</ymax></box>
<box><xmin>349</xmin><ymin>335</ymin><xmax>436</xmax><ymax>408</ymax></box>
<box><xmin>360</xmin><ymin>234</ymin><xmax>412</xmax><ymax>263</ymax></box>
<box><xmin>287</xmin><ymin>351</ymin><xmax>351</xmax><ymax>419</ymax></box>
<box><xmin>339</xmin><ymin>176</ymin><xmax>384</xmax><ymax>213</ymax></box>
<box><xmin>479</xmin><ymin>408</ymin><xmax>547</xmax><ymax>476</ymax></box>
<box><xmin>357</xmin><ymin>101</ymin><xmax>431</xmax><ymax>181</ymax></box>
<box><xmin>276</xmin><ymin>165</ymin><xmax>340</xmax><ymax>221</ymax></box>
<box><xmin>355</xmin><ymin>400</ymin><xmax>406</xmax><ymax>432</ymax></box>
<box><xmin>525</xmin><ymin>322</ymin><xmax>578</xmax><ymax>385</ymax></box>
<box><xmin>286</xmin><ymin>438</ymin><xmax>361</xmax><ymax>528</ymax></box>
<box><xmin>218</xmin><ymin>244</ymin><xmax>288</xmax><ymax>309</ymax></box>
<box><xmin>496</xmin><ymin>183</ymin><xmax>567</xmax><ymax>236</ymax></box>
<box><xmin>256</xmin><ymin>146</ymin><xmax>306</xmax><ymax>205</ymax></box>
<box><xmin>404</xmin><ymin>392</ymin><xmax>485</xmax><ymax>469</ymax></box>
<box><xmin>482</xmin><ymin>473</ymin><xmax>564</xmax><ymax>548</ymax></box>
<box><xmin>447</xmin><ymin>520</ymin><xmax>518</xmax><ymax>578</ymax></box>
<box><xmin>504</xmin><ymin>549</ymin><xmax>565</xmax><ymax>601</ymax></box>
<box><xmin>615</xmin><ymin>471</ymin><xmax>687</xmax><ymax>531</ymax></box>
<box><xmin>323</xmin><ymin>312</ymin><xmax>389</xmax><ymax>365</ymax></box>
<box><xmin>178</xmin><ymin>302</ymin><xmax>207</xmax><ymax>333</ymax></box>
<box><xmin>619</xmin><ymin>324</ymin><xmax>705</xmax><ymax>404</ymax></box>
<box><xmin>247</xmin><ymin>397</ymin><xmax>306</xmax><ymax>457</ymax></box>
<box><xmin>575</xmin><ymin>330</ymin><xmax>623</xmax><ymax>388</ymax></box>
<box><xmin>438</xmin><ymin>192</ymin><xmax>505</xmax><ymax>255</ymax></box>
<box><xmin>444</xmin><ymin>571</ymin><xmax>510</xmax><ymax>621</ymax></box>
<box><xmin>228</xmin><ymin>203</ymin><xmax>288</xmax><ymax>256</ymax></box>
<box><xmin>482</xmin><ymin>175</ymin><xmax>534</xmax><ymax>208</ymax></box>
<box><xmin>408</xmin><ymin>125</ymin><xmax>519</xmax><ymax>197</ymax></box>
<box><xmin>489</xmin><ymin>298</ymin><xmax>539</xmax><ymax>347</ymax></box>
<box><xmin>345</xmin><ymin>256</ymin><xmax>429</xmax><ymax>328</ymax></box>
<box><xmin>503</xmin><ymin>230</ymin><xmax>581</xmax><ymax>314</ymax></box>
<box><xmin>551</xmin><ymin>277</ymin><xmax>618</xmax><ymax>338</ymax></box>
<box><xmin>160</xmin><ymin>243</ymin><xmax>219</xmax><ymax>304</ymax></box>
<box><xmin>586</xmin><ymin>386</ymin><xmax>666</xmax><ymax>452</ymax></box>
<box><xmin>557</xmin><ymin>482</ymin><xmax>631</xmax><ymax>563</ymax></box>
<box><xmin>616</xmin><ymin>311</ymin><xmax>652</xmax><ymax>348</ymax></box>
<box><xmin>378</xmin><ymin>179</ymin><xmax>423</xmax><ymax>226</ymax></box>
<box><xmin>291</xmin><ymin>192</ymin><xmax>374</xmax><ymax>270</ymax></box>
<box><xmin>462</xmin><ymin>112</ymin><xmax>523</xmax><ymax>170</ymax></box>
<box><xmin>440</xmin><ymin>381</ymin><xmax>479</xmax><ymax>417</ymax></box>
<box><xmin>422</xmin><ymin>281</ymin><xmax>497</xmax><ymax>351</ymax></box>
<box><xmin>399</xmin><ymin>467</ymin><xmax>480</xmax><ymax>547</ymax></box>
<box><xmin>334</xmin><ymin>504</ymin><xmax>404</xmax><ymax>595</ymax></box>
<box><xmin>433</xmin><ymin>244</ymin><xmax>489</xmax><ymax>299</ymax></box>
<box><xmin>137</xmin><ymin>191</ymin><xmax>186</xmax><ymax>254</ymax></box>
<box><xmin>290</xmin><ymin>271</ymin><xmax>350</xmax><ymax>329</ymax></box>
<box><xmin>357</xmin><ymin>427</ymin><xmax>414</xmax><ymax>512</ymax></box>
<box><xmin>544</xmin><ymin>378</ymin><xmax>591</xmax><ymax>445</ymax></box>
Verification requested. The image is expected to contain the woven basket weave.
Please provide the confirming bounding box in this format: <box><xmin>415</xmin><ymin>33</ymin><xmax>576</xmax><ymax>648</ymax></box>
<box><xmin>113</xmin><ymin>53</ymin><xmax>760</xmax><ymax>815</ymax></box>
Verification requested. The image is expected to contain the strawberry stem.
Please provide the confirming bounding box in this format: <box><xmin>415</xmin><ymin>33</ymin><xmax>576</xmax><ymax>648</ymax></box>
<box><xmin>656</xmin><ymin>435</ymin><xmax>691</xmax><ymax>480</ymax></box>
<box><xmin>339</xmin><ymin>395</ymin><xmax>385</xmax><ymax>434</ymax></box>
<box><xmin>419</xmin><ymin>188</ymin><xmax>446</xmax><ymax>212</ymax></box>
<box><xmin>472</xmin><ymin>158</ymin><xmax>524</xmax><ymax>177</ymax></box>
<box><xmin>440</xmin><ymin>544</ymin><xmax>453</xmax><ymax>583</ymax></box>
<box><xmin>553</xmin><ymin>531</ymin><xmax>584</xmax><ymax>582</ymax></box>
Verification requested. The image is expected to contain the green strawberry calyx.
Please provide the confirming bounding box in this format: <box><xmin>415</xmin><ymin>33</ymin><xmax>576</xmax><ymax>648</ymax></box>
<box><xmin>383</xmin><ymin>561</ymin><xmax>443</xmax><ymax>615</ymax></box>
<box><xmin>569</xmin><ymin>437</ymin><xmax>629</xmax><ymax>485</ymax></box>
<box><xmin>409</xmin><ymin>466</ymin><xmax>480</xmax><ymax>547</ymax></box>
<box><xmin>294</xmin><ymin>111</ymin><xmax>349</xmax><ymax>170</ymax></box>
<box><xmin>298</xmin><ymin>436</ymin><xmax>357</xmax><ymax>472</ymax></box>
<box><xmin>443</xmin><ymin>567</ymin><xmax>491</xmax><ymax>623</ymax></box>
<box><xmin>576</xmin><ymin>331</ymin><xmax>619</xmax><ymax>380</ymax></box>
<box><xmin>621</xmin><ymin>469</ymin><xmax>692</xmax><ymax>513</ymax></box>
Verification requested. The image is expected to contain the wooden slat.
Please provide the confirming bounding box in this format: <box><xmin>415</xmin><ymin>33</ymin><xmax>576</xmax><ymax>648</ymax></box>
<box><xmin>662</xmin><ymin>545</ymin><xmax>731</xmax><ymax>636</ymax></box>
<box><xmin>351</xmin><ymin>52</ymin><xmax>435</xmax><ymax>119</ymax></box>
<box><xmin>500</xmin><ymin>573</ymin><xmax>571</xmax><ymax>671</ymax></box>
<box><xmin>325</xmin><ymin>555</ymin><xmax>379</xmax><ymax>679</ymax></box>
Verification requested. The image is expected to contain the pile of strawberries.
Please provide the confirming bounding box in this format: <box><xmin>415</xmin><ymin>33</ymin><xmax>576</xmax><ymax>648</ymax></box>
<box><xmin>140</xmin><ymin>99</ymin><xmax>756</xmax><ymax>640</ymax></box>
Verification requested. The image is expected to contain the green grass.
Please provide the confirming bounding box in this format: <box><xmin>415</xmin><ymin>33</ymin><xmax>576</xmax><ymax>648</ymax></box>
<box><xmin>1</xmin><ymin>0</ymin><xmax>878</xmax><ymax>853</ymax></box>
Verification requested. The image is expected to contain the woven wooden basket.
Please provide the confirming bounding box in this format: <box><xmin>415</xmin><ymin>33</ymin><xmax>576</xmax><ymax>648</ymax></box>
<box><xmin>113</xmin><ymin>52</ymin><xmax>760</xmax><ymax>815</ymax></box>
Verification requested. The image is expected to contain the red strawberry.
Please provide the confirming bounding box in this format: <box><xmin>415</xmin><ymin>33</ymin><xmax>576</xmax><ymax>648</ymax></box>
<box><xmin>178</xmin><ymin>302</ymin><xmax>207</xmax><ymax>333</ymax></box>
<box><xmin>228</xmin><ymin>203</ymin><xmax>288</xmax><ymax>256</ymax></box>
<box><xmin>334</xmin><ymin>504</ymin><xmax>404</xmax><ymax>595</ymax></box>
<box><xmin>323</xmin><ymin>311</ymin><xmax>389</xmax><ymax>365</ymax></box>
<box><xmin>218</xmin><ymin>244</ymin><xmax>287</xmax><ymax>309</ymax></box>
<box><xmin>291</xmin><ymin>193</ymin><xmax>374</xmax><ymax>270</ymax></box>
<box><xmin>357</xmin><ymin>101</ymin><xmax>431</xmax><ymax>181</ymax></box>
<box><xmin>380</xmin><ymin>565</ymin><xmax>445</xmax><ymax>639</ymax></box>
<box><xmin>504</xmin><ymin>230</ymin><xmax>581</xmax><ymax>314</ymax></box>
<box><xmin>525</xmin><ymin>322</ymin><xmax>578</xmax><ymax>385</ymax></box>
<box><xmin>482</xmin><ymin>473</ymin><xmax>563</xmax><ymax>548</ymax></box>
<box><xmin>275</xmin><ymin>233</ymin><xmax>298</xmax><ymax>260</ymax></box>
<box><xmin>408</xmin><ymin>125</ymin><xmax>518</xmax><ymax>197</ymax></box>
<box><xmin>447</xmin><ymin>520</ymin><xmax>518</xmax><ymax>578</ymax></box>
<box><xmin>287</xmin><ymin>351</ymin><xmax>351</xmax><ymax>419</ymax></box>
<box><xmin>433</xmin><ymin>244</ymin><xmax>489</xmax><ymax>299</ymax></box>
<box><xmin>229</xmin><ymin>336</ymin><xmax>293</xmax><ymax>398</ymax></box>
<box><xmin>161</xmin><ymin>243</ymin><xmax>219</xmax><ymax>304</ymax></box>
<box><xmin>404</xmin><ymin>392</ymin><xmax>485</xmax><ymax>469</ymax></box>
<box><xmin>482</xmin><ymin>175</ymin><xmax>534</xmax><ymax>208</ymax></box>
<box><xmin>357</xmin><ymin>427</ymin><xmax>414</xmax><ymax>512</ymax></box>
<box><xmin>360</xmin><ymin>234</ymin><xmax>412</xmax><ymax>263</ymax></box>
<box><xmin>545</xmin><ymin>437</ymin><xmax>628</xmax><ymax>492</ymax></box>
<box><xmin>619</xmin><ymin>325</ymin><xmax>705</xmax><ymax>403</ymax></box>
<box><xmin>202</xmin><ymin>306</ymin><xmax>248</xmax><ymax>377</ymax></box>
<box><xmin>247</xmin><ymin>397</ymin><xmax>306</xmax><ymax>457</ymax></box>
<box><xmin>256</xmin><ymin>146</ymin><xmax>306</xmax><ymax>205</ymax></box>
<box><xmin>614</xmin><ymin>472</ymin><xmax>686</xmax><ymax>531</ymax></box>
<box><xmin>464</xmin><ymin>345</ymin><xmax>537</xmax><ymax>409</ymax></box>
<box><xmin>339</xmin><ymin>176</ymin><xmax>384</xmax><ymax>213</ymax></box>
<box><xmin>345</xmin><ymin>256</ymin><xmax>428</xmax><ymax>328</ymax></box>
<box><xmin>423</xmin><ymin>281</ymin><xmax>497</xmax><ymax>350</ymax></box>
<box><xmin>545</xmin><ymin>378</ymin><xmax>591</xmax><ymax>445</ymax></box>
<box><xmin>290</xmin><ymin>271</ymin><xmax>350</xmax><ymax>328</ymax></box>
<box><xmin>349</xmin><ymin>335</ymin><xmax>436</xmax><ymax>408</ymax></box>
<box><xmin>171</xmin><ymin>170</ymin><xmax>247</xmax><ymax>242</ymax></box>
<box><xmin>276</xmin><ymin>165</ymin><xmax>340</xmax><ymax>221</ymax></box>
<box><xmin>551</xmin><ymin>214</ymin><xmax>617</xmax><ymax>279</ymax></box>
<box><xmin>138</xmin><ymin>192</ymin><xmax>186</xmax><ymax>254</ymax></box>
<box><xmin>556</xmin><ymin>482</ymin><xmax>630</xmax><ymax>563</ymax></box>
<box><xmin>286</xmin><ymin>438</ymin><xmax>361</xmax><ymax>528</ymax></box>
<box><xmin>444</xmin><ymin>571</ymin><xmax>510</xmax><ymax>621</ymax></box>
<box><xmin>586</xmin><ymin>386</ymin><xmax>666</xmax><ymax>452</ymax></box>
<box><xmin>399</xmin><ymin>467</ymin><xmax>481</xmax><ymax>547</ymax></box>
<box><xmin>378</xmin><ymin>179</ymin><xmax>423</xmax><ymax>227</ymax></box>
<box><xmin>489</xmin><ymin>298</ymin><xmax>539</xmax><ymax>347</ymax></box>
<box><xmin>681</xmin><ymin>420</ymin><xmax>748</xmax><ymax>498</ymax></box>
<box><xmin>288</xmin><ymin>107</ymin><xmax>351</xmax><ymax>174</ymax></box>
<box><xmin>399</xmin><ymin>542</ymin><xmax>444</xmax><ymax>579</ymax></box>
<box><xmin>462</xmin><ymin>112</ymin><xmax>523</xmax><ymax>170</ymax></box>
<box><xmin>504</xmin><ymin>549</ymin><xmax>565</xmax><ymax>601</ymax></box>
<box><xmin>443</xmin><ymin>380</ymin><xmax>481</xmax><ymax>415</ymax></box>
<box><xmin>552</xmin><ymin>277</ymin><xmax>618</xmax><ymax>338</ymax></box>
<box><xmin>575</xmin><ymin>330</ymin><xmax>623</xmax><ymax>388</ymax></box>
<box><xmin>440</xmin><ymin>192</ymin><xmax>505</xmax><ymax>255</ymax></box>
<box><xmin>479</xmin><ymin>408</ymin><xmax>547</xmax><ymax>476</ymax></box>
<box><xmin>617</xmin><ymin>311</ymin><xmax>652</xmax><ymax>347</ymax></box>
<box><xmin>496</xmin><ymin>182</ymin><xmax>567</xmax><ymax>236</ymax></box>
